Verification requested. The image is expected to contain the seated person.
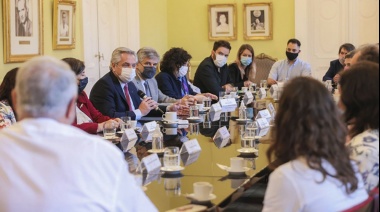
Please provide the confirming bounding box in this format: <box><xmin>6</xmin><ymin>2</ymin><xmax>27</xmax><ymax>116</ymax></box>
<box><xmin>267</xmin><ymin>38</ymin><xmax>311</xmax><ymax>85</ymax></box>
<box><xmin>156</xmin><ymin>47</ymin><xmax>217</xmax><ymax>102</ymax></box>
<box><xmin>90</xmin><ymin>47</ymin><xmax>179</xmax><ymax>120</ymax></box>
<box><xmin>343</xmin><ymin>50</ymin><xmax>356</xmax><ymax>71</ymax></box>
<box><xmin>194</xmin><ymin>40</ymin><xmax>234</xmax><ymax>97</ymax></box>
<box><xmin>339</xmin><ymin>61</ymin><xmax>379</xmax><ymax>192</ymax></box>
<box><xmin>228</xmin><ymin>44</ymin><xmax>256</xmax><ymax>89</ymax></box>
<box><xmin>0</xmin><ymin>68</ymin><xmax>18</xmax><ymax>129</ymax></box>
<box><xmin>351</xmin><ymin>43</ymin><xmax>379</xmax><ymax>65</ymax></box>
<box><xmin>323</xmin><ymin>43</ymin><xmax>355</xmax><ymax>85</ymax></box>
<box><xmin>0</xmin><ymin>56</ymin><xmax>156</xmax><ymax>211</ymax></box>
<box><xmin>263</xmin><ymin>77</ymin><xmax>368</xmax><ymax>211</ymax></box>
<box><xmin>62</xmin><ymin>58</ymin><xmax>121</xmax><ymax>134</ymax></box>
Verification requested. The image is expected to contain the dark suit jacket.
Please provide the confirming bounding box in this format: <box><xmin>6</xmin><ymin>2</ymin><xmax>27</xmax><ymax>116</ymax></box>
<box><xmin>322</xmin><ymin>59</ymin><xmax>343</xmax><ymax>81</ymax></box>
<box><xmin>90</xmin><ymin>71</ymin><xmax>164</xmax><ymax>119</ymax></box>
<box><xmin>228</xmin><ymin>63</ymin><xmax>248</xmax><ymax>89</ymax></box>
<box><xmin>156</xmin><ymin>72</ymin><xmax>196</xmax><ymax>99</ymax></box>
<box><xmin>193</xmin><ymin>56</ymin><xmax>232</xmax><ymax>97</ymax></box>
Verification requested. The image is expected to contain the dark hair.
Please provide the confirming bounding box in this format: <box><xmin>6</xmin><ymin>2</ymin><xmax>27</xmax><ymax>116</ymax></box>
<box><xmin>160</xmin><ymin>48</ymin><xmax>192</xmax><ymax>74</ymax></box>
<box><xmin>358</xmin><ymin>44</ymin><xmax>379</xmax><ymax>64</ymax></box>
<box><xmin>340</xmin><ymin>61</ymin><xmax>379</xmax><ymax>138</ymax></box>
<box><xmin>0</xmin><ymin>67</ymin><xmax>19</xmax><ymax>110</ymax></box>
<box><xmin>345</xmin><ymin>50</ymin><xmax>357</xmax><ymax>59</ymax></box>
<box><xmin>287</xmin><ymin>38</ymin><xmax>301</xmax><ymax>47</ymax></box>
<box><xmin>267</xmin><ymin>77</ymin><xmax>358</xmax><ymax>194</ymax></box>
<box><xmin>237</xmin><ymin>44</ymin><xmax>255</xmax><ymax>75</ymax></box>
<box><xmin>62</xmin><ymin>57</ymin><xmax>85</xmax><ymax>75</ymax></box>
<box><xmin>213</xmin><ymin>40</ymin><xmax>231</xmax><ymax>51</ymax></box>
<box><xmin>339</xmin><ymin>43</ymin><xmax>355</xmax><ymax>54</ymax></box>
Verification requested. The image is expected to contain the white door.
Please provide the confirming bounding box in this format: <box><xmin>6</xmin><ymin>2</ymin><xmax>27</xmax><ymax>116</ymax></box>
<box><xmin>295</xmin><ymin>0</ymin><xmax>379</xmax><ymax>81</ymax></box>
<box><xmin>82</xmin><ymin>0</ymin><xmax>140</xmax><ymax>94</ymax></box>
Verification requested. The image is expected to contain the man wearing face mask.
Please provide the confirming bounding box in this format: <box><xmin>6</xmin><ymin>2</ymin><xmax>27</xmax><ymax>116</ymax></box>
<box><xmin>132</xmin><ymin>47</ymin><xmax>178</xmax><ymax>104</ymax></box>
<box><xmin>267</xmin><ymin>38</ymin><xmax>311</xmax><ymax>86</ymax></box>
<box><xmin>62</xmin><ymin>58</ymin><xmax>122</xmax><ymax>134</ymax></box>
<box><xmin>90</xmin><ymin>47</ymin><xmax>165</xmax><ymax>120</ymax></box>
<box><xmin>194</xmin><ymin>40</ymin><xmax>234</xmax><ymax>98</ymax></box>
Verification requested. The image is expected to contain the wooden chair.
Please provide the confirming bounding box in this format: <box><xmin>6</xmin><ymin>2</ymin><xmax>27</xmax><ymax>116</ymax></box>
<box><xmin>253</xmin><ymin>53</ymin><xmax>277</xmax><ymax>85</ymax></box>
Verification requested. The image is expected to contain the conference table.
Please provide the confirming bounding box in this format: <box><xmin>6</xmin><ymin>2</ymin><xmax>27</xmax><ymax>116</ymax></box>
<box><xmin>114</xmin><ymin>106</ymin><xmax>275</xmax><ymax>212</ymax></box>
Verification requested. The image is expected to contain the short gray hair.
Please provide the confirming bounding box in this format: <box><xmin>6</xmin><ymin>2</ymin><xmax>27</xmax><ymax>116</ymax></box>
<box><xmin>15</xmin><ymin>56</ymin><xmax>77</xmax><ymax>119</ymax></box>
<box><xmin>137</xmin><ymin>47</ymin><xmax>160</xmax><ymax>63</ymax></box>
<box><xmin>110</xmin><ymin>47</ymin><xmax>137</xmax><ymax>68</ymax></box>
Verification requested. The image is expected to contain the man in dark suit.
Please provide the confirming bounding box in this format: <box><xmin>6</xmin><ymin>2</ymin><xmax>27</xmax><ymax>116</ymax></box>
<box><xmin>323</xmin><ymin>43</ymin><xmax>355</xmax><ymax>85</ymax></box>
<box><xmin>90</xmin><ymin>47</ymin><xmax>168</xmax><ymax>120</ymax></box>
<box><xmin>193</xmin><ymin>40</ymin><xmax>233</xmax><ymax>98</ymax></box>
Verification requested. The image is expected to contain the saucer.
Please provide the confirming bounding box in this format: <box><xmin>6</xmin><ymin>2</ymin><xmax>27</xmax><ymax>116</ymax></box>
<box><xmin>187</xmin><ymin>117</ymin><xmax>201</xmax><ymax>120</ymax></box>
<box><xmin>187</xmin><ymin>117</ymin><xmax>202</xmax><ymax>124</ymax></box>
<box><xmin>163</xmin><ymin>119</ymin><xmax>178</xmax><ymax>124</ymax></box>
<box><xmin>186</xmin><ymin>193</ymin><xmax>216</xmax><ymax>202</ymax></box>
<box><xmin>237</xmin><ymin>148</ymin><xmax>258</xmax><ymax>154</ymax></box>
<box><xmin>147</xmin><ymin>149</ymin><xmax>165</xmax><ymax>154</ymax></box>
<box><xmin>203</xmin><ymin>107</ymin><xmax>211</xmax><ymax>110</ymax></box>
<box><xmin>226</xmin><ymin>167</ymin><xmax>250</xmax><ymax>173</ymax></box>
<box><xmin>161</xmin><ymin>166</ymin><xmax>184</xmax><ymax>173</ymax></box>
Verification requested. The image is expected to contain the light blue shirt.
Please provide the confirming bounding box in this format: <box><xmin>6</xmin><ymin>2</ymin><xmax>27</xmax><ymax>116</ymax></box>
<box><xmin>268</xmin><ymin>58</ymin><xmax>311</xmax><ymax>82</ymax></box>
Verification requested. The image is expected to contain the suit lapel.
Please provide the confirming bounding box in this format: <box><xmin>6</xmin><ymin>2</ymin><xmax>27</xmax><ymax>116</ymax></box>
<box><xmin>128</xmin><ymin>82</ymin><xmax>142</xmax><ymax>109</ymax></box>
<box><xmin>109</xmin><ymin>72</ymin><xmax>127</xmax><ymax>103</ymax></box>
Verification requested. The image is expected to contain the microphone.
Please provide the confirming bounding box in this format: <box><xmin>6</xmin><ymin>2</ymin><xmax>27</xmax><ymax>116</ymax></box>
<box><xmin>137</xmin><ymin>90</ymin><xmax>164</xmax><ymax>114</ymax></box>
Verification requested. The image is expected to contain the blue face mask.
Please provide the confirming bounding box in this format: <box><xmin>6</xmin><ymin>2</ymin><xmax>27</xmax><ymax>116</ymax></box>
<box><xmin>240</xmin><ymin>56</ymin><xmax>252</xmax><ymax>66</ymax></box>
<box><xmin>78</xmin><ymin>77</ymin><xmax>88</xmax><ymax>94</ymax></box>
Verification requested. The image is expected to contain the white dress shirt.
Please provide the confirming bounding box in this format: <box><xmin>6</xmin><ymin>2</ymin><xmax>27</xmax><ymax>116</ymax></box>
<box><xmin>263</xmin><ymin>157</ymin><xmax>368</xmax><ymax>212</ymax></box>
<box><xmin>119</xmin><ymin>81</ymin><xmax>142</xmax><ymax>120</ymax></box>
<box><xmin>0</xmin><ymin>118</ymin><xmax>157</xmax><ymax>212</ymax></box>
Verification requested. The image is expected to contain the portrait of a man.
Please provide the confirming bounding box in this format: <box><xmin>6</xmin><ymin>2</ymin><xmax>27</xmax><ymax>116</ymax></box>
<box><xmin>16</xmin><ymin>0</ymin><xmax>32</xmax><ymax>37</ymax></box>
<box><xmin>59</xmin><ymin>10</ymin><xmax>69</xmax><ymax>37</ymax></box>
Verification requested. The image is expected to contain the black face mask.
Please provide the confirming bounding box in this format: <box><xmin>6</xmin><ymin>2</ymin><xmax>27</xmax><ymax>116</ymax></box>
<box><xmin>286</xmin><ymin>51</ymin><xmax>299</xmax><ymax>61</ymax></box>
<box><xmin>78</xmin><ymin>77</ymin><xmax>88</xmax><ymax>94</ymax></box>
<box><xmin>141</xmin><ymin>66</ymin><xmax>156</xmax><ymax>79</ymax></box>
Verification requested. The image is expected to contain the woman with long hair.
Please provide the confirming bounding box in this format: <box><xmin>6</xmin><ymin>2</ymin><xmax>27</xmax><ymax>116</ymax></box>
<box><xmin>228</xmin><ymin>44</ymin><xmax>256</xmax><ymax>89</ymax></box>
<box><xmin>0</xmin><ymin>68</ymin><xmax>18</xmax><ymax>129</ymax></box>
<box><xmin>263</xmin><ymin>77</ymin><xmax>368</xmax><ymax>211</ymax></box>
<box><xmin>339</xmin><ymin>61</ymin><xmax>379</xmax><ymax>192</ymax></box>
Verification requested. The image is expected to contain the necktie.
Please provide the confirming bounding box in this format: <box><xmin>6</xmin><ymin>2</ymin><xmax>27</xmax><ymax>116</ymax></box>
<box><xmin>123</xmin><ymin>84</ymin><xmax>133</xmax><ymax>111</ymax></box>
<box><xmin>144</xmin><ymin>81</ymin><xmax>151</xmax><ymax>97</ymax></box>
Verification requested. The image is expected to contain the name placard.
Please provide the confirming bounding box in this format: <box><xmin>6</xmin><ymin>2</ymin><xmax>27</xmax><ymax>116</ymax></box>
<box><xmin>256</xmin><ymin>117</ymin><xmax>270</xmax><ymax>129</ymax></box>
<box><xmin>257</xmin><ymin>127</ymin><xmax>270</xmax><ymax>137</ymax></box>
<box><xmin>180</xmin><ymin>152</ymin><xmax>201</xmax><ymax>166</ymax></box>
<box><xmin>120</xmin><ymin>128</ymin><xmax>138</xmax><ymax>152</ymax></box>
<box><xmin>213</xmin><ymin>126</ymin><xmax>230</xmax><ymax>149</ymax></box>
<box><xmin>220</xmin><ymin>98</ymin><xmax>237</xmax><ymax>113</ymax></box>
<box><xmin>140</xmin><ymin>132</ymin><xmax>153</xmax><ymax>142</ymax></box>
<box><xmin>210</xmin><ymin>103</ymin><xmax>222</xmax><ymax>121</ymax></box>
<box><xmin>243</xmin><ymin>91</ymin><xmax>254</xmax><ymax>105</ymax></box>
<box><xmin>142</xmin><ymin>121</ymin><xmax>157</xmax><ymax>133</ymax></box>
<box><xmin>180</xmin><ymin>139</ymin><xmax>201</xmax><ymax>154</ymax></box>
<box><xmin>141</xmin><ymin>153</ymin><xmax>161</xmax><ymax>173</ymax></box>
<box><xmin>258</xmin><ymin>88</ymin><xmax>267</xmax><ymax>99</ymax></box>
<box><xmin>256</xmin><ymin>109</ymin><xmax>272</xmax><ymax>123</ymax></box>
<box><xmin>210</xmin><ymin>103</ymin><xmax>222</xmax><ymax>112</ymax></box>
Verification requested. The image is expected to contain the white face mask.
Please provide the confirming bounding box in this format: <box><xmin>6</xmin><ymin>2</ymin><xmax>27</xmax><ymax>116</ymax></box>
<box><xmin>178</xmin><ymin>66</ymin><xmax>188</xmax><ymax>77</ymax></box>
<box><xmin>119</xmin><ymin>68</ymin><xmax>136</xmax><ymax>83</ymax></box>
<box><xmin>213</xmin><ymin>54</ymin><xmax>227</xmax><ymax>67</ymax></box>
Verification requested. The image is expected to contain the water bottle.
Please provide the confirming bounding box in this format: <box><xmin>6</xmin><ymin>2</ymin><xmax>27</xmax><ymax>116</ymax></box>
<box><xmin>239</xmin><ymin>102</ymin><xmax>247</xmax><ymax>120</ymax></box>
<box><xmin>152</xmin><ymin>124</ymin><xmax>163</xmax><ymax>150</ymax></box>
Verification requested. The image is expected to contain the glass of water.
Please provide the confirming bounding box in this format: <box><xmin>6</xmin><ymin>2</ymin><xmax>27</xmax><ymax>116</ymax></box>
<box><xmin>190</xmin><ymin>105</ymin><xmax>199</xmax><ymax>118</ymax></box>
<box><xmin>163</xmin><ymin>146</ymin><xmax>180</xmax><ymax>168</ymax></box>
<box><xmin>103</xmin><ymin>122</ymin><xmax>116</xmax><ymax>139</ymax></box>
<box><xmin>260</xmin><ymin>80</ymin><xmax>267</xmax><ymax>89</ymax></box>
<box><xmin>120</xmin><ymin>116</ymin><xmax>131</xmax><ymax>131</ymax></box>
<box><xmin>203</xmin><ymin>97</ymin><xmax>212</xmax><ymax>108</ymax></box>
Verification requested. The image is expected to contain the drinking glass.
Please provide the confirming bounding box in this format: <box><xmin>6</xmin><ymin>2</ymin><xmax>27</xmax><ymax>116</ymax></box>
<box><xmin>260</xmin><ymin>80</ymin><xmax>267</xmax><ymax>88</ymax></box>
<box><xmin>190</xmin><ymin>105</ymin><xmax>199</xmax><ymax>118</ymax></box>
<box><xmin>203</xmin><ymin>97</ymin><xmax>212</xmax><ymax>108</ymax></box>
<box><xmin>120</xmin><ymin>116</ymin><xmax>131</xmax><ymax>131</ymax></box>
<box><xmin>103</xmin><ymin>122</ymin><xmax>116</xmax><ymax>139</ymax></box>
<box><xmin>189</xmin><ymin>123</ymin><xmax>200</xmax><ymax>135</ymax></box>
<box><xmin>163</xmin><ymin>146</ymin><xmax>180</xmax><ymax>168</ymax></box>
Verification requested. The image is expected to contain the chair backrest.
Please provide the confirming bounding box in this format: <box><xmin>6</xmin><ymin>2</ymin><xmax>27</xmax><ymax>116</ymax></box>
<box><xmin>253</xmin><ymin>53</ymin><xmax>277</xmax><ymax>85</ymax></box>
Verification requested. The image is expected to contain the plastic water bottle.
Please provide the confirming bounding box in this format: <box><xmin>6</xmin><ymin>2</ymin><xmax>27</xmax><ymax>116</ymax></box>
<box><xmin>239</xmin><ymin>101</ymin><xmax>247</xmax><ymax>120</ymax></box>
<box><xmin>152</xmin><ymin>124</ymin><xmax>163</xmax><ymax>150</ymax></box>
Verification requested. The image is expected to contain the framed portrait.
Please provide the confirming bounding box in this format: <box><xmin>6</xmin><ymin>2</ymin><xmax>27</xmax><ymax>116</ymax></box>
<box><xmin>53</xmin><ymin>0</ymin><xmax>76</xmax><ymax>50</ymax></box>
<box><xmin>243</xmin><ymin>3</ymin><xmax>273</xmax><ymax>40</ymax></box>
<box><xmin>2</xmin><ymin>0</ymin><xmax>43</xmax><ymax>63</ymax></box>
<box><xmin>208</xmin><ymin>4</ymin><xmax>237</xmax><ymax>41</ymax></box>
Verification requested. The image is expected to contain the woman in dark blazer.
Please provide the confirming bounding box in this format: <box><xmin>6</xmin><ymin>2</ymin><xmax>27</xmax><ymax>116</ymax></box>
<box><xmin>156</xmin><ymin>48</ymin><xmax>217</xmax><ymax>101</ymax></box>
<box><xmin>228</xmin><ymin>44</ymin><xmax>256</xmax><ymax>89</ymax></box>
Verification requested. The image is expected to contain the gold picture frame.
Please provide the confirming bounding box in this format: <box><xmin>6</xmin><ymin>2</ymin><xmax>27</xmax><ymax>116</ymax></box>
<box><xmin>208</xmin><ymin>4</ymin><xmax>237</xmax><ymax>41</ymax></box>
<box><xmin>2</xmin><ymin>0</ymin><xmax>44</xmax><ymax>63</ymax></box>
<box><xmin>53</xmin><ymin>0</ymin><xmax>76</xmax><ymax>50</ymax></box>
<box><xmin>243</xmin><ymin>3</ymin><xmax>273</xmax><ymax>40</ymax></box>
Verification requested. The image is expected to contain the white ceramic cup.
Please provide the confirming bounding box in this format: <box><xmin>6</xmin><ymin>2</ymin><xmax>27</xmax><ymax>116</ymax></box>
<box><xmin>193</xmin><ymin>182</ymin><xmax>213</xmax><ymax>200</ymax></box>
<box><xmin>162</xmin><ymin>112</ymin><xmax>177</xmax><ymax>122</ymax></box>
<box><xmin>242</xmin><ymin>87</ymin><xmax>248</xmax><ymax>92</ymax></box>
<box><xmin>163</xmin><ymin>128</ymin><xmax>177</xmax><ymax>135</ymax></box>
<box><xmin>230</xmin><ymin>157</ymin><xmax>244</xmax><ymax>171</ymax></box>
